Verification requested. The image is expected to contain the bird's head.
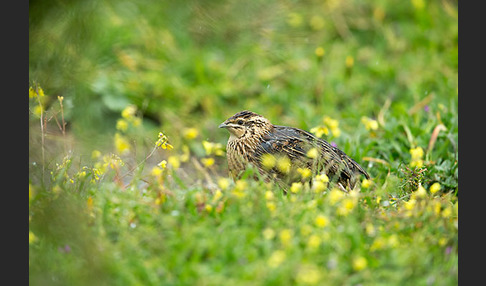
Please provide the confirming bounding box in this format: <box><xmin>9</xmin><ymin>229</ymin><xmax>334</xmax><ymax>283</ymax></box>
<box><xmin>219</xmin><ymin>110</ymin><xmax>272</xmax><ymax>140</ymax></box>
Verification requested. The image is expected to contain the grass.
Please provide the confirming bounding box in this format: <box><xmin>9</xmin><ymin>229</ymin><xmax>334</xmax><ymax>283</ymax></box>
<box><xmin>29</xmin><ymin>0</ymin><xmax>457</xmax><ymax>285</ymax></box>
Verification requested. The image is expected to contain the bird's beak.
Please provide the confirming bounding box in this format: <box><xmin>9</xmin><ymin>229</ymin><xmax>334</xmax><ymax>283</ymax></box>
<box><xmin>219</xmin><ymin>122</ymin><xmax>228</xmax><ymax>129</ymax></box>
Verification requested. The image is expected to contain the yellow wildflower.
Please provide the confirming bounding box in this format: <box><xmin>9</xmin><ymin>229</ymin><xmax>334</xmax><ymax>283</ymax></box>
<box><xmin>168</xmin><ymin>156</ymin><xmax>181</xmax><ymax>169</ymax></box>
<box><xmin>201</xmin><ymin>157</ymin><xmax>215</xmax><ymax>168</ymax></box>
<box><xmin>29</xmin><ymin>231</ymin><xmax>37</xmax><ymax>244</ymax></box>
<box><xmin>268</xmin><ymin>250</ymin><xmax>286</xmax><ymax>268</ymax></box>
<box><xmin>307</xmin><ymin>234</ymin><xmax>322</xmax><ymax>249</ymax></box>
<box><xmin>315</xmin><ymin>47</ymin><xmax>325</xmax><ymax>57</ymax></box>
<box><xmin>205</xmin><ymin>204</ymin><xmax>213</xmax><ymax>212</ymax></box>
<box><xmin>296</xmin><ymin>264</ymin><xmax>322</xmax><ymax>285</ymax></box>
<box><xmin>415</xmin><ymin>184</ymin><xmax>427</xmax><ymax>198</ymax></box>
<box><xmin>91</xmin><ymin>150</ymin><xmax>102</xmax><ymax>159</ymax></box>
<box><xmin>310</xmin><ymin>15</ymin><xmax>325</xmax><ymax>30</ymax></box>
<box><xmin>297</xmin><ymin>167</ymin><xmax>312</xmax><ymax>179</ymax></box>
<box><xmin>328</xmin><ymin>188</ymin><xmax>344</xmax><ymax>205</ymax></box>
<box><xmin>158</xmin><ymin>160</ymin><xmax>167</xmax><ymax>169</ymax></box>
<box><xmin>361</xmin><ymin>116</ymin><xmax>379</xmax><ymax>131</ymax></box>
<box><xmin>114</xmin><ymin>133</ymin><xmax>131</xmax><ymax>154</ymax></box>
<box><xmin>306</xmin><ymin>148</ymin><xmax>319</xmax><ymax>159</ymax></box>
<box><xmin>312</xmin><ymin>180</ymin><xmax>327</xmax><ymax>193</ymax></box>
<box><xmin>263</xmin><ymin>228</ymin><xmax>276</xmax><ymax>240</ymax></box>
<box><xmin>315</xmin><ymin>214</ymin><xmax>329</xmax><ymax>228</ymax></box>
<box><xmin>121</xmin><ymin>105</ymin><xmax>137</xmax><ymax>119</ymax></box>
<box><xmin>212</xmin><ymin>190</ymin><xmax>223</xmax><ymax>202</ymax></box>
<box><xmin>155</xmin><ymin>132</ymin><xmax>173</xmax><ymax>150</ymax></box>
<box><xmin>279</xmin><ymin>229</ymin><xmax>293</xmax><ymax>247</ymax></box>
<box><xmin>287</xmin><ymin>12</ymin><xmax>303</xmax><ymax>27</ymax></box>
<box><xmin>217</xmin><ymin>177</ymin><xmax>231</xmax><ymax>190</ymax></box>
<box><xmin>276</xmin><ymin>155</ymin><xmax>291</xmax><ymax>174</ymax></box>
<box><xmin>410</xmin><ymin>146</ymin><xmax>424</xmax><ymax>168</ymax></box>
<box><xmin>183</xmin><ymin>127</ymin><xmax>199</xmax><ymax>140</ymax></box>
<box><xmin>265</xmin><ymin>190</ymin><xmax>275</xmax><ymax>200</ymax></box>
<box><xmin>266</xmin><ymin>201</ymin><xmax>277</xmax><ymax>213</ymax></box>
<box><xmin>202</xmin><ymin>141</ymin><xmax>224</xmax><ymax>156</ymax></box>
<box><xmin>150</xmin><ymin>166</ymin><xmax>163</xmax><ymax>177</ymax></box>
<box><xmin>345</xmin><ymin>56</ymin><xmax>354</xmax><ymax>68</ymax></box>
<box><xmin>116</xmin><ymin>119</ymin><xmax>129</xmax><ymax>132</ymax></box>
<box><xmin>290</xmin><ymin>182</ymin><xmax>303</xmax><ymax>194</ymax></box>
<box><xmin>310</xmin><ymin>126</ymin><xmax>329</xmax><ymax>138</ymax></box>
<box><xmin>337</xmin><ymin>198</ymin><xmax>356</xmax><ymax>216</ymax></box>
<box><xmin>29</xmin><ymin>87</ymin><xmax>37</xmax><ymax>98</ymax></box>
<box><xmin>38</xmin><ymin>87</ymin><xmax>45</xmax><ymax>97</ymax></box>
<box><xmin>411</xmin><ymin>0</ymin><xmax>425</xmax><ymax>10</ymax></box>
<box><xmin>361</xmin><ymin>178</ymin><xmax>372</xmax><ymax>188</ymax></box>
<box><xmin>261</xmin><ymin>153</ymin><xmax>276</xmax><ymax>170</ymax></box>
<box><xmin>430</xmin><ymin>182</ymin><xmax>441</xmax><ymax>194</ymax></box>
<box><xmin>352</xmin><ymin>256</ymin><xmax>368</xmax><ymax>271</ymax></box>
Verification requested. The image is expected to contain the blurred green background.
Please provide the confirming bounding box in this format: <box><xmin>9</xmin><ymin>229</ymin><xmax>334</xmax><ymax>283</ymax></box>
<box><xmin>29</xmin><ymin>0</ymin><xmax>457</xmax><ymax>148</ymax></box>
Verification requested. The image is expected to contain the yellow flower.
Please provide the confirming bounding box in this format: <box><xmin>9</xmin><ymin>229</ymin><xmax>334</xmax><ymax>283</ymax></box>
<box><xmin>202</xmin><ymin>141</ymin><xmax>224</xmax><ymax>156</ymax></box>
<box><xmin>297</xmin><ymin>167</ymin><xmax>312</xmax><ymax>179</ymax></box>
<box><xmin>328</xmin><ymin>188</ymin><xmax>344</xmax><ymax>205</ymax></box>
<box><xmin>29</xmin><ymin>87</ymin><xmax>37</xmax><ymax>98</ymax></box>
<box><xmin>309</xmin><ymin>15</ymin><xmax>325</xmax><ymax>30</ymax></box>
<box><xmin>415</xmin><ymin>184</ymin><xmax>427</xmax><ymax>198</ymax></box>
<box><xmin>411</xmin><ymin>0</ymin><xmax>425</xmax><ymax>10</ymax></box>
<box><xmin>404</xmin><ymin>199</ymin><xmax>416</xmax><ymax>210</ymax></box>
<box><xmin>121</xmin><ymin>105</ymin><xmax>137</xmax><ymax>119</ymax></box>
<box><xmin>217</xmin><ymin>177</ymin><xmax>231</xmax><ymax>190</ymax></box>
<box><xmin>205</xmin><ymin>204</ymin><xmax>213</xmax><ymax>212</ymax></box>
<box><xmin>361</xmin><ymin>179</ymin><xmax>372</xmax><ymax>188</ymax></box>
<box><xmin>307</xmin><ymin>235</ymin><xmax>322</xmax><ymax>249</ymax></box>
<box><xmin>33</xmin><ymin>105</ymin><xmax>43</xmax><ymax>117</ymax></box>
<box><xmin>290</xmin><ymin>182</ymin><xmax>303</xmax><ymax>194</ymax></box>
<box><xmin>352</xmin><ymin>256</ymin><xmax>368</xmax><ymax>271</ymax></box>
<box><xmin>311</xmin><ymin>180</ymin><xmax>327</xmax><ymax>193</ymax></box>
<box><xmin>263</xmin><ymin>228</ymin><xmax>276</xmax><ymax>240</ymax></box>
<box><xmin>183</xmin><ymin>127</ymin><xmax>199</xmax><ymax>140</ymax></box>
<box><xmin>361</xmin><ymin>116</ymin><xmax>379</xmax><ymax>131</ymax></box>
<box><xmin>114</xmin><ymin>133</ymin><xmax>131</xmax><ymax>154</ymax></box>
<box><xmin>276</xmin><ymin>155</ymin><xmax>291</xmax><ymax>174</ymax></box>
<box><xmin>261</xmin><ymin>153</ymin><xmax>276</xmax><ymax>170</ymax></box>
<box><xmin>279</xmin><ymin>229</ymin><xmax>293</xmax><ymax>247</ymax></box>
<box><xmin>91</xmin><ymin>150</ymin><xmax>102</xmax><ymax>159</ymax></box>
<box><xmin>296</xmin><ymin>264</ymin><xmax>322</xmax><ymax>285</ymax></box>
<box><xmin>38</xmin><ymin>87</ymin><xmax>45</xmax><ymax>97</ymax></box>
<box><xmin>306</xmin><ymin>148</ymin><xmax>319</xmax><ymax>159</ymax></box>
<box><xmin>265</xmin><ymin>190</ymin><xmax>275</xmax><ymax>200</ymax></box>
<box><xmin>168</xmin><ymin>156</ymin><xmax>181</xmax><ymax>169</ymax></box>
<box><xmin>29</xmin><ymin>231</ymin><xmax>37</xmax><ymax>244</ymax></box>
<box><xmin>337</xmin><ymin>198</ymin><xmax>356</xmax><ymax>216</ymax></box>
<box><xmin>310</xmin><ymin>126</ymin><xmax>329</xmax><ymax>138</ymax></box>
<box><xmin>410</xmin><ymin>146</ymin><xmax>424</xmax><ymax>161</ymax></box>
<box><xmin>268</xmin><ymin>250</ymin><xmax>286</xmax><ymax>268</ymax></box>
<box><xmin>410</xmin><ymin>146</ymin><xmax>424</xmax><ymax>168</ymax></box>
<box><xmin>315</xmin><ymin>47</ymin><xmax>325</xmax><ymax>57</ymax></box>
<box><xmin>430</xmin><ymin>182</ymin><xmax>441</xmax><ymax>194</ymax></box>
<box><xmin>116</xmin><ymin>119</ymin><xmax>129</xmax><ymax>132</ymax></box>
<box><xmin>158</xmin><ymin>160</ymin><xmax>167</xmax><ymax>169</ymax></box>
<box><xmin>212</xmin><ymin>190</ymin><xmax>223</xmax><ymax>202</ymax></box>
<box><xmin>150</xmin><ymin>166</ymin><xmax>163</xmax><ymax>177</ymax></box>
<box><xmin>315</xmin><ymin>214</ymin><xmax>329</xmax><ymax>228</ymax></box>
<box><xmin>287</xmin><ymin>12</ymin><xmax>303</xmax><ymax>27</ymax></box>
<box><xmin>266</xmin><ymin>201</ymin><xmax>277</xmax><ymax>213</ymax></box>
<box><xmin>345</xmin><ymin>56</ymin><xmax>354</xmax><ymax>68</ymax></box>
<box><xmin>201</xmin><ymin>157</ymin><xmax>215</xmax><ymax>168</ymax></box>
<box><xmin>155</xmin><ymin>132</ymin><xmax>173</xmax><ymax>150</ymax></box>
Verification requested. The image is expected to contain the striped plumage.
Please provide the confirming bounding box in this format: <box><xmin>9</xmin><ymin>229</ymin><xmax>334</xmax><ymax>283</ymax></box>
<box><xmin>219</xmin><ymin>110</ymin><xmax>370</xmax><ymax>191</ymax></box>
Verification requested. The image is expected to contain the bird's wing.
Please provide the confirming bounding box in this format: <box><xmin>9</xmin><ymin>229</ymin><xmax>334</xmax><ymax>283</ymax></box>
<box><xmin>254</xmin><ymin>125</ymin><xmax>354</xmax><ymax>182</ymax></box>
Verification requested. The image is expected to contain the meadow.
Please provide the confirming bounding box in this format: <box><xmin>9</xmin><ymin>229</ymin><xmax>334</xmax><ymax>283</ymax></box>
<box><xmin>29</xmin><ymin>0</ymin><xmax>458</xmax><ymax>285</ymax></box>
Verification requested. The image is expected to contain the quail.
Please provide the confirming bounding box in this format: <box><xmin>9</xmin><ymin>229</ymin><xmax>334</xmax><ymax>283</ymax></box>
<box><xmin>219</xmin><ymin>110</ymin><xmax>370</xmax><ymax>191</ymax></box>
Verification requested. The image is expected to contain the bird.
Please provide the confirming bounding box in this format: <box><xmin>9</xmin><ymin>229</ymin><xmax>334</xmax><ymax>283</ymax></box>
<box><xmin>218</xmin><ymin>110</ymin><xmax>370</xmax><ymax>191</ymax></box>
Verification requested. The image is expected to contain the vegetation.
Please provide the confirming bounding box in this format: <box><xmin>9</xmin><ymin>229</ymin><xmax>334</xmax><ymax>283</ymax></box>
<box><xmin>29</xmin><ymin>0</ymin><xmax>458</xmax><ymax>285</ymax></box>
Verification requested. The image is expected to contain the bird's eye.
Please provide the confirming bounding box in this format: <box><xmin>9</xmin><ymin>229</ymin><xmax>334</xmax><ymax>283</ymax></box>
<box><xmin>237</xmin><ymin>120</ymin><xmax>244</xmax><ymax>125</ymax></box>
